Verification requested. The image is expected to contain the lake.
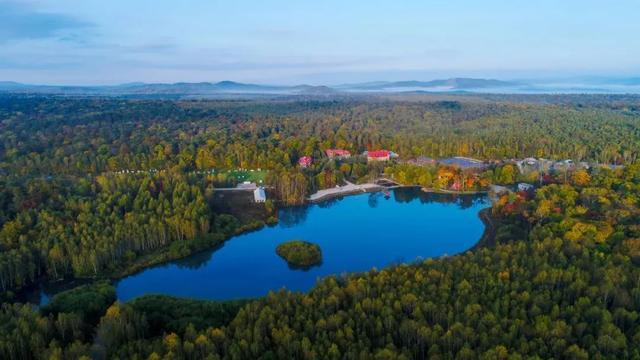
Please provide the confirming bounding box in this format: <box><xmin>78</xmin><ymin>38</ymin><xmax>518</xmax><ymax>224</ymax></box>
<box><xmin>33</xmin><ymin>188</ymin><xmax>488</xmax><ymax>304</ymax></box>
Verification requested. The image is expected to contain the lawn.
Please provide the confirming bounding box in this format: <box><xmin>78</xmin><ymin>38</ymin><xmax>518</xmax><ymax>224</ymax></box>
<box><xmin>227</xmin><ymin>169</ymin><xmax>267</xmax><ymax>184</ymax></box>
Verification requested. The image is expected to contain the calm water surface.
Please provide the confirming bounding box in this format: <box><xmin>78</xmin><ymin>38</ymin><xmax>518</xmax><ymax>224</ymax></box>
<box><xmin>34</xmin><ymin>188</ymin><xmax>488</xmax><ymax>304</ymax></box>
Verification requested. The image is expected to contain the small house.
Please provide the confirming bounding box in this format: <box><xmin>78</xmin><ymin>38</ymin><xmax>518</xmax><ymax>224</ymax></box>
<box><xmin>555</xmin><ymin>159</ymin><xmax>574</xmax><ymax>168</ymax></box>
<box><xmin>254</xmin><ymin>187</ymin><xmax>266</xmax><ymax>203</ymax></box>
<box><xmin>298</xmin><ymin>156</ymin><xmax>313</xmax><ymax>167</ymax></box>
<box><xmin>439</xmin><ymin>157</ymin><xmax>487</xmax><ymax>169</ymax></box>
<box><xmin>517</xmin><ymin>183</ymin><xmax>534</xmax><ymax>192</ymax></box>
<box><xmin>326</xmin><ymin>149</ymin><xmax>351</xmax><ymax>159</ymax></box>
<box><xmin>366</xmin><ymin>150</ymin><xmax>391</xmax><ymax>162</ymax></box>
<box><xmin>516</xmin><ymin>157</ymin><xmax>540</xmax><ymax>173</ymax></box>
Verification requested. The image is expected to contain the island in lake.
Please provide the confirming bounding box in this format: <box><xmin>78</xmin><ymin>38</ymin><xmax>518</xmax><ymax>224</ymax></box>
<box><xmin>276</xmin><ymin>240</ymin><xmax>323</xmax><ymax>269</ymax></box>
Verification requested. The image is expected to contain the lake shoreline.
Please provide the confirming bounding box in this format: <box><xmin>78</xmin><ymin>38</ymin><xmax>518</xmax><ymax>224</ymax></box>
<box><xmin>13</xmin><ymin>220</ymin><xmax>272</xmax><ymax>305</ymax></box>
<box><xmin>307</xmin><ymin>183</ymin><xmax>489</xmax><ymax>203</ymax></box>
<box><xmin>419</xmin><ymin>187</ymin><xmax>489</xmax><ymax>195</ymax></box>
<box><xmin>471</xmin><ymin>207</ymin><xmax>497</xmax><ymax>251</ymax></box>
<box><xmin>16</xmin><ymin>188</ymin><xmax>491</xmax><ymax>305</ymax></box>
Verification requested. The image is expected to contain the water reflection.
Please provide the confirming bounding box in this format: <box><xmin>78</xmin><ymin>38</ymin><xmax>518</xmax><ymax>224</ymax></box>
<box><xmin>172</xmin><ymin>248</ymin><xmax>216</xmax><ymax>270</ymax></box>
<box><xmin>279</xmin><ymin>205</ymin><xmax>310</xmax><ymax>227</ymax></box>
<box><xmin>392</xmin><ymin>187</ymin><xmax>487</xmax><ymax>209</ymax></box>
<box><xmin>315</xmin><ymin>197</ymin><xmax>343</xmax><ymax>209</ymax></box>
<box><xmin>367</xmin><ymin>192</ymin><xmax>382</xmax><ymax>208</ymax></box>
<box><xmin>20</xmin><ymin>279</ymin><xmax>94</xmax><ymax>306</ymax></box>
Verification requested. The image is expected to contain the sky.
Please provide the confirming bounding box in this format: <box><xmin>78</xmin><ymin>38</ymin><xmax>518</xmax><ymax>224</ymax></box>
<box><xmin>0</xmin><ymin>0</ymin><xmax>639</xmax><ymax>85</ymax></box>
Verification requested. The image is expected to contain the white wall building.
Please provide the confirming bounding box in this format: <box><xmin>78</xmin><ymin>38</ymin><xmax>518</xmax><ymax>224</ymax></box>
<box><xmin>254</xmin><ymin>187</ymin><xmax>266</xmax><ymax>203</ymax></box>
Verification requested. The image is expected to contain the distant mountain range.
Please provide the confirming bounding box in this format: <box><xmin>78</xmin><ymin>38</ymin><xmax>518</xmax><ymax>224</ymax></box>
<box><xmin>0</xmin><ymin>80</ymin><xmax>328</xmax><ymax>96</ymax></box>
<box><xmin>336</xmin><ymin>78</ymin><xmax>518</xmax><ymax>91</ymax></box>
<box><xmin>1</xmin><ymin>77</ymin><xmax>640</xmax><ymax>97</ymax></box>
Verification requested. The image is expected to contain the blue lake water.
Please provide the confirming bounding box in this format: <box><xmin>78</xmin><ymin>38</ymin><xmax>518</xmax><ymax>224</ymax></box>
<box><xmin>29</xmin><ymin>188</ymin><xmax>488</xmax><ymax>304</ymax></box>
<box><xmin>115</xmin><ymin>188</ymin><xmax>487</xmax><ymax>301</ymax></box>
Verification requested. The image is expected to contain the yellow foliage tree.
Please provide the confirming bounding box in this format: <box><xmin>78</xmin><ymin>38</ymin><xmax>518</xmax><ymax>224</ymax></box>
<box><xmin>572</xmin><ymin>170</ymin><xmax>591</xmax><ymax>186</ymax></box>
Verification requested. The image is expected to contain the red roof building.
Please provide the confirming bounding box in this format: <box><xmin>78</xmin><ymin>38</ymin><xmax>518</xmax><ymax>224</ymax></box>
<box><xmin>298</xmin><ymin>156</ymin><xmax>313</xmax><ymax>167</ymax></box>
<box><xmin>326</xmin><ymin>149</ymin><xmax>351</xmax><ymax>158</ymax></box>
<box><xmin>367</xmin><ymin>150</ymin><xmax>390</xmax><ymax>161</ymax></box>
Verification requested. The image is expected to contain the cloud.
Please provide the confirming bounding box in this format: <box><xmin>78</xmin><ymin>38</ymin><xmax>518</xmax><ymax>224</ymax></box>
<box><xmin>0</xmin><ymin>1</ymin><xmax>92</xmax><ymax>43</ymax></box>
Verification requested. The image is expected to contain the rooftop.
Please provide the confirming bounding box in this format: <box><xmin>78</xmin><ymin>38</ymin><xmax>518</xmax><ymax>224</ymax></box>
<box><xmin>439</xmin><ymin>157</ymin><xmax>487</xmax><ymax>169</ymax></box>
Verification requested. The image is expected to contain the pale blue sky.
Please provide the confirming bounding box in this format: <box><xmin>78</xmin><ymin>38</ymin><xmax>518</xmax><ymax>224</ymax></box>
<box><xmin>1</xmin><ymin>0</ymin><xmax>638</xmax><ymax>85</ymax></box>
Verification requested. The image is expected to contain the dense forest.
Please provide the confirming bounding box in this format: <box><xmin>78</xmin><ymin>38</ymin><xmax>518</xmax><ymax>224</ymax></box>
<box><xmin>1</xmin><ymin>158</ymin><xmax>639</xmax><ymax>359</ymax></box>
<box><xmin>1</xmin><ymin>94</ymin><xmax>640</xmax><ymax>358</ymax></box>
<box><xmin>2</xmin><ymin>94</ymin><xmax>640</xmax><ymax>179</ymax></box>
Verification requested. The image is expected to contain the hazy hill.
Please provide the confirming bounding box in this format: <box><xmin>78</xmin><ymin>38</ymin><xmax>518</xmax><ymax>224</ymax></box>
<box><xmin>3</xmin><ymin>77</ymin><xmax>640</xmax><ymax>96</ymax></box>
<box><xmin>0</xmin><ymin>80</ymin><xmax>335</xmax><ymax>96</ymax></box>
<box><xmin>337</xmin><ymin>78</ymin><xmax>519</xmax><ymax>91</ymax></box>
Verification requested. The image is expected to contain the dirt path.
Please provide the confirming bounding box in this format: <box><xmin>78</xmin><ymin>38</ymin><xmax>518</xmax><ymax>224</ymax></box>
<box><xmin>308</xmin><ymin>181</ymin><xmax>383</xmax><ymax>202</ymax></box>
